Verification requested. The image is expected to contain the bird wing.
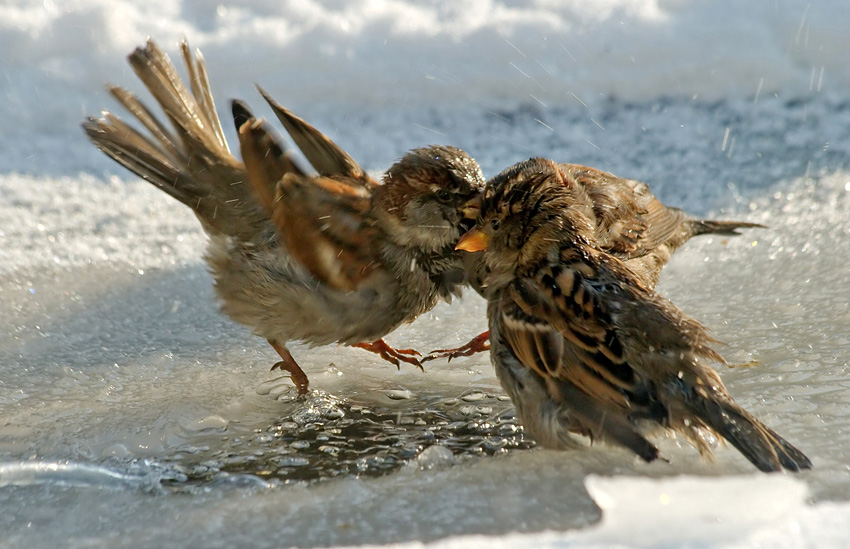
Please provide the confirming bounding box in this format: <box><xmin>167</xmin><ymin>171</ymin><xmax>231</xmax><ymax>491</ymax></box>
<box><xmin>258</xmin><ymin>87</ymin><xmax>375</xmax><ymax>187</ymax></box>
<box><xmin>272</xmin><ymin>172</ymin><xmax>383</xmax><ymax>292</ymax></box>
<box><xmin>495</xmin><ymin>249</ymin><xmax>670</xmax><ymax>461</ymax></box>
<box><xmin>499</xmin><ymin>250</ymin><xmax>812</xmax><ymax>470</ymax></box>
<box><xmin>236</xmin><ymin>111</ymin><xmax>384</xmax><ymax>292</ymax></box>
<box><xmin>502</xmin><ymin>253</ymin><xmax>639</xmax><ymax>410</ymax></box>
<box><xmin>560</xmin><ymin>164</ymin><xmax>689</xmax><ymax>260</ymax></box>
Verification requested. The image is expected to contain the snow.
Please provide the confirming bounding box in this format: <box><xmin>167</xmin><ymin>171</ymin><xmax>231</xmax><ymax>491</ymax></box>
<box><xmin>2</xmin><ymin>1</ymin><xmax>850</xmax><ymax>547</ymax></box>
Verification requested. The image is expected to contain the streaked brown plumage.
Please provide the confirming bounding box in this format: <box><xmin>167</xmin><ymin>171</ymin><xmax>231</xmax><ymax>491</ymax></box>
<box><xmin>83</xmin><ymin>39</ymin><xmax>485</xmax><ymax>393</ymax></box>
<box><xmin>456</xmin><ymin>157</ymin><xmax>811</xmax><ymax>472</ymax></box>
<box><xmin>551</xmin><ymin>163</ymin><xmax>763</xmax><ymax>288</ymax></box>
<box><xmin>427</xmin><ymin>161</ymin><xmax>763</xmax><ymax>361</ymax></box>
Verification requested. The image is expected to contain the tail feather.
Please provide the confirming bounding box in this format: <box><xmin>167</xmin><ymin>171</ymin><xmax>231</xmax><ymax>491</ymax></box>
<box><xmin>771</xmin><ymin>432</ymin><xmax>814</xmax><ymax>472</ymax></box>
<box><xmin>689</xmin><ymin>219</ymin><xmax>766</xmax><ymax>237</ymax></box>
<box><xmin>692</xmin><ymin>397</ymin><xmax>812</xmax><ymax>472</ymax></box>
<box><xmin>180</xmin><ymin>44</ymin><xmax>228</xmax><ymax>152</ymax></box>
<box><xmin>106</xmin><ymin>85</ymin><xmax>182</xmax><ymax>160</ymax></box>
<box><xmin>84</xmin><ymin>114</ymin><xmax>191</xmax><ymax>198</ymax></box>
<box><xmin>83</xmin><ymin>39</ymin><xmax>267</xmax><ymax>240</ymax></box>
<box><xmin>125</xmin><ymin>41</ymin><xmax>228</xmax><ymax>159</ymax></box>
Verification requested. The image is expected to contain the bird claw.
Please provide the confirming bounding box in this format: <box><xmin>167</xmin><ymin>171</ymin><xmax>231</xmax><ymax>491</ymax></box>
<box><xmin>353</xmin><ymin>339</ymin><xmax>425</xmax><ymax>371</ymax></box>
<box><xmin>270</xmin><ymin>360</ymin><xmax>311</xmax><ymax>396</ymax></box>
<box><xmin>268</xmin><ymin>340</ymin><xmax>310</xmax><ymax>396</ymax></box>
<box><xmin>422</xmin><ymin>331</ymin><xmax>491</xmax><ymax>363</ymax></box>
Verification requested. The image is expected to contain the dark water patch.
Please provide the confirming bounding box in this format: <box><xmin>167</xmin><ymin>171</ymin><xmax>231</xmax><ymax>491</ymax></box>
<box><xmin>154</xmin><ymin>390</ymin><xmax>535</xmax><ymax>488</ymax></box>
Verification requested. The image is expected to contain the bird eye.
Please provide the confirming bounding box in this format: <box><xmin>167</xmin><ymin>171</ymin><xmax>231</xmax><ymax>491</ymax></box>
<box><xmin>435</xmin><ymin>189</ymin><xmax>453</xmax><ymax>203</ymax></box>
<box><xmin>490</xmin><ymin>219</ymin><xmax>501</xmax><ymax>232</ymax></box>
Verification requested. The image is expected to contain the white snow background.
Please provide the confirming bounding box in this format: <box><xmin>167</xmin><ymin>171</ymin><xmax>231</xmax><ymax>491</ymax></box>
<box><xmin>2</xmin><ymin>0</ymin><xmax>850</xmax><ymax>547</ymax></box>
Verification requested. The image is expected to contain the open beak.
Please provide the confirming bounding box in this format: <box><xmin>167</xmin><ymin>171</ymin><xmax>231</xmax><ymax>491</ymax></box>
<box><xmin>459</xmin><ymin>194</ymin><xmax>482</xmax><ymax>220</ymax></box>
<box><xmin>455</xmin><ymin>228</ymin><xmax>489</xmax><ymax>252</ymax></box>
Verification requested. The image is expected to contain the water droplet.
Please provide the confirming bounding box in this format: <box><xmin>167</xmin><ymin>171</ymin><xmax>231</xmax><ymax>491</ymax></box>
<box><xmin>319</xmin><ymin>445</ymin><xmax>340</xmax><ymax>456</ymax></box>
<box><xmin>386</xmin><ymin>389</ymin><xmax>414</xmax><ymax>400</ymax></box>
<box><xmin>183</xmin><ymin>415</ymin><xmax>228</xmax><ymax>432</ymax></box>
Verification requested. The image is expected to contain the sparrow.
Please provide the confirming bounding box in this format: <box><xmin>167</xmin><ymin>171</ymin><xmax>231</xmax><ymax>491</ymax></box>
<box><xmin>455</xmin><ymin>157</ymin><xmax>811</xmax><ymax>472</ymax></box>
<box><xmin>426</xmin><ymin>162</ymin><xmax>764</xmax><ymax>361</ymax></box>
<box><xmin>82</xmin><ymin>39</ymin><xmax>485</xmax><ymax>393</ymax></box>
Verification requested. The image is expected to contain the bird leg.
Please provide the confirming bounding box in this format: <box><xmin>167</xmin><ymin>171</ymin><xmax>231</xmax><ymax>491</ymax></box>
<box><xmin>423</xmin><ymin>331</ymin><xmax>491</xmax><ymax>363</ymax></box>
<box><xmin>268</xmin><ymin>340</ymin><xmax>310</xmax><ymax>395</ymax></box>
<box><xmin>352</xmin><ymin>339</ymin><xmax>424</xmax><ymax>371</ymax></box>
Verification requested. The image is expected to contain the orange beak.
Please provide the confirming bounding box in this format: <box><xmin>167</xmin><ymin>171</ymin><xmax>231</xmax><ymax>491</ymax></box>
<box><xmin>455</xmin><ymin>228</ymin><xmax>489</xmax><ymax>252</ymax></box>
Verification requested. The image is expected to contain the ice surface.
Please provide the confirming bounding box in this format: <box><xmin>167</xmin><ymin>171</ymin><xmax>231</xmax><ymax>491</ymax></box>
<box><xmin>3</xmin><ymin>1</ymin><xmax>850</xmax><ymax>547</ymax></box>
<box><xmin>372</xmin><ymin>476</ymin><xmax>850</xmax><ymax>549</ymax></box>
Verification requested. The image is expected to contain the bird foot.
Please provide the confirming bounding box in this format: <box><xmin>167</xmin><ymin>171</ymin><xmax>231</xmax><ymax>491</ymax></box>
<box><xmin>270</xmin><ymin>360</ymin><xmax>310</xmax><ymax>396</ymax></box>
<box><xmin>268</xmin><ymin>340</ymin><xmax>310</xmax><ymax>396</ymax></box>
<box><xmin>353</xmin><ymin>339</ymin><xmax>424</xmax><ymax>371</ymax></box>
<box><xmin>423</xmin><ymin>331</ymin><xmax>490</xmax><ymax>363</ymax></box>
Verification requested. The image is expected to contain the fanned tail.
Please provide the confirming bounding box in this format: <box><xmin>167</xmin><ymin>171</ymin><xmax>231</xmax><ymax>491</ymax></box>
<box><xmin>82</xmin><ymin>39</ymin><xmax>268</xmax><ymax>239</ymax></box>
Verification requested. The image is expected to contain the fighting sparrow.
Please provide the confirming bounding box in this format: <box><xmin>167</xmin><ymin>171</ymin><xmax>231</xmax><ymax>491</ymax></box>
<box><xmin>427</xmin><ymin>162</ymin><xmax>763</xmax><ymax>361</ymax></box>
<box><xmin>83</xmin><ymin>39</ymin><xmax>485</xmax><ymax>393</ymax></box>
<box><xmin>456</xmin><ymin>157</ymin><xmax>811</xmax><ymax>472</ymax></box>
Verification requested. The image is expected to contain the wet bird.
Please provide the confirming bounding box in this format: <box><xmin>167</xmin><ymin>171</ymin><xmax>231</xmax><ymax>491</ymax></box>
<box><xmin>455</xmin><ymin>157</ymin><xmax>811</xmax><ymax>472</ymax></box>
<box><xmin>83</xmin><ymin>39</ymin><xmax>485</xmax><ymax>393</ymax></box>
<box><xmin>427</xmin><ymin>161</ymin><xmax>764</xmax><ymax>361</ymax></box>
